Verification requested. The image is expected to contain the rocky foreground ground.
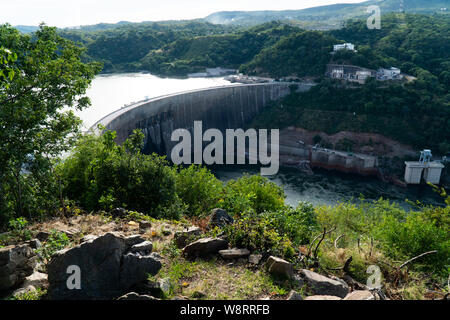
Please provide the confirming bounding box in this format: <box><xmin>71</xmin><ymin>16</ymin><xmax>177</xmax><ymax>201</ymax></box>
<box><xmin>0</xmin><ymin>208</ymin><xmax>399</xmax><ymax>300</ymax></box>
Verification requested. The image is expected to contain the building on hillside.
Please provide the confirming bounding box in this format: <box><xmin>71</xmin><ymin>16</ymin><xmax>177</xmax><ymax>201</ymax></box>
<box><xmin>326</xmin><ymin>64</ymin><xmax>376</xmax><ymax>83</ymax></box>
<box><xmin>333</xmin><ymin>43</ymin><xmax>355</xmax><ymax>52</ymax></box>
<box><xmin>377</xmin><ymin>67</ymin><xmax>402</xmax><ymax>80</ymax></box>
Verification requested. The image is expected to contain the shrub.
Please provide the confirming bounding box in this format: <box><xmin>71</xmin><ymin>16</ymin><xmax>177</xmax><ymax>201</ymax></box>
<box><xmin>224</xmin><ymin>211</ymin><xmax>295</xmax><ymax>260</ymax></box>
<box><xmin>37</xmin><ymin>230</ymin><xmax>71</xmax><ymax>261</ymax></box>
<box><xmin>221</xmin><ymin>174</ymin><xmax>285</xmax><ymax>216</ymax></box>
<box><xmin>375</xmin><ymin>210</ymin><xmax>450</xmax><ymax>276</ymax></box>
<box><xmin>7</xmin><ymin>217</ymin><xmax>32</xmax><ymax>243</ymax></box>
<box><xmin>262</xmin><ymin>201</ymin><xmax>318</xmax><ymax>246</ymax></box>
<box><xmin>59</xmin><ymin>129</ymin><xmax>182</xmax><ymax>218</ymax></box>
<box><xmin>174</xmin><ymin>165</ymin><xmax>223</xmax><ymax>216</ymax></box>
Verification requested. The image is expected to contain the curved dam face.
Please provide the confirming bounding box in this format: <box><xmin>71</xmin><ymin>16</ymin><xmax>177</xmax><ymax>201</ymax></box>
<box><xmin>93</xmin><ymin>83</ymin><xmax>314</xmax><ymax>160</ymax></box>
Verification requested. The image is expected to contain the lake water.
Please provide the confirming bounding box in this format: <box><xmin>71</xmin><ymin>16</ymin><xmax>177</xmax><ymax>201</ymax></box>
<box><xmin>79</xmin><ymin>73</ymin><xmax>232</xmax><ymax>130</ymax></box>
<box><xmin>83</xmin><ymin>73</ymin><xmax>444</xmax><ymax>209</ymax></box>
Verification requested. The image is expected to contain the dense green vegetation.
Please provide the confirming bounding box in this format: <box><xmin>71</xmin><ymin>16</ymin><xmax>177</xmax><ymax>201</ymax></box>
<box><xmin>247</xmin><ymin>14</ymin><xmax>450</xmax><ymax>154</ymax></box>
<box><xmin>0</xmin><ymin>24</ymin><xmax>101</xmax><ymax>227</ymax></box>
<box><xmin>139</xmin><ymin>22</ymin><xmax>298</xmax><ymax>76</ymax></box>
<box><xmin>251</xmin><ymin>77</ymin><xmax>450</xmax><ymax>154</ymax></box>
<box><xmin>58</xmin><ymin>21</ymin><xmax>237</xmax><ymax>73</ymax></box>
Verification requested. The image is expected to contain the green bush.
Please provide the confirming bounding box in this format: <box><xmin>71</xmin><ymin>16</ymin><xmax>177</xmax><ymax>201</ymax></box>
<box><xmin>7</xmin><ymin>217</ymin><xmax>32</xmax><ymax>243</ymax></box>
<box><xmin>221</xmin><ymin>174</ymin><xmax>285</xmax><ymax>216</ymax></box>
<box><xmin>59</xmin><ymin>129</ymin><xmax>182</xmax><ymax>218</ymax></box>
<box><xmin>375</xmin><ymin>210</ymin><xmax>450</xmax><ymax>276</ymax></box>
<box><xmin>174</xmin><ymin>165</ymin><xmax>223</xmax><ymax>216</ymax></box>
<box><xmin>316</xmin><ymin>197</ymin><xmax>449</xmax><ymax>276</ymax></box>
<box><xmin>37</xmin><ymin>230</ymin><xmax>71</xmax><ymax>261</ymax></box>
<box><xmin>262</xmin><ymin>202</ymin><xmax>318</xmax><ymax>246</ymax></box>
<box><xmin>224</xmin><ymin>211</ymin><xmax>295</xmax><ymax>260</ymax></box>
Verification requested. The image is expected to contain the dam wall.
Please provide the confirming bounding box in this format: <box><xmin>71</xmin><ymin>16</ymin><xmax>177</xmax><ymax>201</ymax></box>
<box><xmin>93</xmin><ymin>83</ymin><xmax>312</xmax><ymax>160</ymax></box>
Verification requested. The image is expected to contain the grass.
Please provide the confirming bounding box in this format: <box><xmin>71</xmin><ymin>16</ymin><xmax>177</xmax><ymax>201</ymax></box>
<box><xmin>152</xmin><ymin>240</ymin><xmax>294</xmax><ymax>300</ymax></box>
<box><xmin>156</xmin><ymin>255</ymin><xmax>291</xmax><ymax>300</ymax></box>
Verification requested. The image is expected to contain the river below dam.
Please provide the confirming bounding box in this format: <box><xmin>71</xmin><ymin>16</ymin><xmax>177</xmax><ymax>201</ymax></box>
<box><xmin>84</xmin><ymin>73</ymin><xmax>445</xmax><ymax>209</ymax></box>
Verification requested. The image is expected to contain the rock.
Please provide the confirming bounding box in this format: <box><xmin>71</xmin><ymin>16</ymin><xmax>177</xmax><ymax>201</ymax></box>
<box><xmin>117</xmin><ymin>292</ymin><xmax>158</xmax><ymax>300</ymax></box>
<box><xmin>174</xmin><ymin>226</ymin><xmax>201</xmax><ymax>248</ymax></box>
<box><xmin>47</xmin><ymin>232</ymin><xmax>162</xmax><ymax>300</ymax></box>
<box><xmin>343</xmin><ymin>290</ymin><xmax>376</xmax><ymax>300</ymax></box>
<box><xmin>208</xmin><ymin>208</ymin><xmax>234</xmax><ymax>228</ymax></box>
<box><xmin>131</xmin><ymin>278</ymin><xmax>170</xmax><ymax>298</ymax></box>
<box><xmin>248</xmin><ymin>254</ymin><xmax>262</xmax><ymax>265</ymax></box>
<box><xmin>286</xmin><ymin>290</ymin><xmax>303</xmax><ymax>300</ymax></box>
<box><xmin>219</xmin><ymin>248</ymin><xmax>250</xmax><ymax>259</ymax></box>
<box><xmin>266</xmin><ymin>256</ymin><xmax>294</xmax><ymax>280</ymax></box>
<box><xmin>35</xmin><ymin>231</ymin><xmax>50</xmax><ymax>242</ymax></box>
<box><xmin>130</xmin><ymin>241</ymin><xmax>153</xmax><ymax>253</ymax></box>
<box><xmin>23</xmin><ymin>271</ymin><xmax>48</xmax><ymax>289</ymax></box>
<box><xmin>12</xmin><ymin>285</ymin><xmax>37</xmax><ymax>298</ymax></box>
<box><xmin>300</xmin><ymin>269</ymin><xmax>350</xmax><ymax>298</ymax></box>
<box><xmin>27</xmin><ymin>239</ymin><xmax>42</xmax><ymax>249</ymax></box>
<box><xmin>304</xmin><ymin>295</ymin><xmax>342</xmax><ymax>300</ymax></box>
<box><xmin>0</xmin><ymin>244</ymin><xmax>37</xmax><ymax>291</ymax></box>
<box><xmin>119</xmin><ymin>252</ymin><xmax>162</xmax><ymax>289</ymax></box>
<box><xmin>124</xmin><ymin>235</ymin><xmax>145</xmax><ymax>248</ymax></box>
<box><xmin>139</xmin><ymin>221</ymin><xmax>152</xmax><ymax>231</ymax></box>
<box><xmin>158</xmin><ymin>278</ymin><xmax>171</xmax><ymax>295</ymax></box>
<box><xmin>81</xmin><ymin>234</ymin><xmax>98</xmax><ymax>243</ymax></box>
<box><xmin>182</xmin><ymin>237</ymin><xmax>228</xmax><ymax>258</ymax></box>
<box><xmin>111</xmin><ymin>207</ymin><xmax>127</xmax><ymax>218</ymax></box>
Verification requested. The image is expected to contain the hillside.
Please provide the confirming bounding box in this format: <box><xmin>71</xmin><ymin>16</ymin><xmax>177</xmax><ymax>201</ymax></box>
<box><xmin>58</xmin><ymin>21</ymin><xmax>237</xmax><ymax>73</ymax></box>
<box><xmin>205</xmin><ymin>0</ymin><xmax>450</xmax><ymax>27</ymax></box>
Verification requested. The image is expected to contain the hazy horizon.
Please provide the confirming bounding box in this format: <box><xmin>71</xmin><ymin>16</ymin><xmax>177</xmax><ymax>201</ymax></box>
<box><xmin>2</xmin><ymin>0</ymin><xmax>368</xmax><ymax>28</ymax></box>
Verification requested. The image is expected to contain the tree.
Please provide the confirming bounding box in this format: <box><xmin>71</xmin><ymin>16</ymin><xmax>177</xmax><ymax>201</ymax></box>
<box><xmin>0</xmin><ymin>24</ymin><xmax>101</xmax><ymax>226</ymax></box>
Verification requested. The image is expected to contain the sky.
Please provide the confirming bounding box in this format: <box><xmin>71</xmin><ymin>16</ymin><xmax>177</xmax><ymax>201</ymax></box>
<box><xmin>1</xmin><ymin>0</ymin><xmax>368</xmax><ymax>28</ymax></box>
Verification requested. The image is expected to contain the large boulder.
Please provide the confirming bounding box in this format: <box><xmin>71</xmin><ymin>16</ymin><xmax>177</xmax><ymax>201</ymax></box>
<box><xmin>47</xmin><ymin>232</ymin><xmax>161</xmax><ymax>300</ymax></box>
<box><xmin>266</xmin><ymin>256</ymin><xmax>294</xmax><ymax>279</ymax></box>
<box><xmin>208</xmin><ymin>209</ymin><xmax>234</xmax><ymax>228</ymax></box>
<box><xmin>182</xmin><ymin>237</ymin><xmax>228</xmax><ymax>258</ymax></box>
<box><xmin>300</xmin><ymin>269</ymin><xmax>349</xmax><ymax>298</ymax></box>
<box><xmin>0</xmin><ymin>244</ymin><xmax>37</xmax><ymax>291</ymax></box>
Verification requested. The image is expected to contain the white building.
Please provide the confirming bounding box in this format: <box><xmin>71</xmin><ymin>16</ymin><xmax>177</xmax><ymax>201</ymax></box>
<box><xmin>333</xmin><ymin>43</ymin><xmax>355</xmax><ymax>52</ymax></box>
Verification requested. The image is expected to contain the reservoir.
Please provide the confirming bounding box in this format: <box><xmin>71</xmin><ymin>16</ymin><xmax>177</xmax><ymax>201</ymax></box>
<box><xmin>83</xmin><ymin>73</ymin><xmax>445</xmax><ymax>209</ymax></box>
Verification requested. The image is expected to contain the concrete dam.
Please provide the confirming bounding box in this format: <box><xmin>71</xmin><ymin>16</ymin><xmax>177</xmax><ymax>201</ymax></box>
<box><xmin>93</xmin><ymin>83</ymin><xmax>311</xmax><ymax>160</ymax></box>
